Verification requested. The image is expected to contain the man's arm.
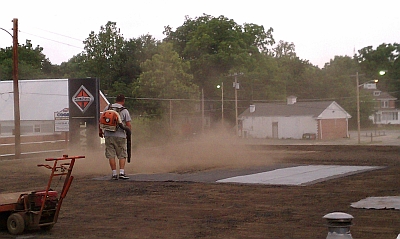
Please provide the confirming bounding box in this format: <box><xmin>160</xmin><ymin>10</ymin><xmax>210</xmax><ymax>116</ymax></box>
<box><xmin>126</xmin><ymin>121</ymin><xmax>132</xmax><ymax>130</ymax></box>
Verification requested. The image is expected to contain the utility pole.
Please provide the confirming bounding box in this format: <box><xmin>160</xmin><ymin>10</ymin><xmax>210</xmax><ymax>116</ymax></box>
<box><xmin>217</xmin><ymin>82</ymin><xmax>224</xmax><ymax>125</ymax></box>
<box><xmin>233</xmin><ymin>73</ymin><xmax>239</xmax><ymax>136</ymax></box>
<box><xmin>353</xmin><ymin>72</ymin><xmax>378</xmax><ymax>144</ymax></box>
<box><xmin>356</xmin><ymin>72</ymin><xmax>361</xmax><ymax>144</ymax></box>
<box><xmin>201</xmin><ymin>88</ymin><xmax>204</xmax><ymax>133</ymax></box>
<box><xmin>221</xmin><ymin>82</ymin><xmax>224</xmax><ymax>125</ymax></box>
<box><xmin>169</xmin><ymin>100</ymin><xmax>172</xmax><ymax>131</ymax></box>
<box><xmin>234</xmin><ymin>75</ymin><xmax>238</xmax><ymax>136</ymax></box>
<box><xmin>12</xmin><ymin>18</ymin><xmax>21</xmax><ymax>158</ymax></box>
<box><xmin>229</xmin><ymin>72</ymin><xmax>242</xmax><ymax>137</ymax></box>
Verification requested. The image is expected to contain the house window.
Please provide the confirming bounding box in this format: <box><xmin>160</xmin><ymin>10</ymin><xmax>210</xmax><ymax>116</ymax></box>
<box><xmin>381</xmin><ymin>100</ymin><xmax>389</xmax><ymax>108</ymax></box>
<box><xmin>34</xmin><ymin>124</ymin><xmax>41</xmax><ymax>133</ymax></box>
<box><xmin>373</xmin><ymin>91</ymin><xmax>381</xmax><ymax>96</ymax></box>
<box><xmin>382</xmin><ymin>112</ymin><xmax>398</xmax><ymax>121</ymax></box>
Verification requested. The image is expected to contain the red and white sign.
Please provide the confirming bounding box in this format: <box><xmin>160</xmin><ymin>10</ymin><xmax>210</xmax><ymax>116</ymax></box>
<box><xmin>72</xmin><ymin>85</ymin><xmax>94</xmax><ymax>113</ymax></box>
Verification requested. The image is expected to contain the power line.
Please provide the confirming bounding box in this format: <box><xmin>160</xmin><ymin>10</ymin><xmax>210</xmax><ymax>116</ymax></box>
<box><xmin>19</xmin><ymin>30</ymin><xmax>84</xmax><ymax>50</ymax></box>
<box><xmin>30</xmin><ymin>27</ymin><xmax>83</xmax><ymax>42</ymax></box>
<box><xmin>20</xmin><ymin>92</ymin><xmax>68</xmax><ymax>97</ymax></box>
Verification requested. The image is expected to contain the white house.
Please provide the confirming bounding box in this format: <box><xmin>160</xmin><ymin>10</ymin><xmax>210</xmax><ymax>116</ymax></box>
<box><xmin>362</xmin><ymin>83</ymin><xmax>400</xmax><ymax>125</ymax></box>
<box><xmin>239</xmin><ymin>96</ymin><xmax>351</xmax><ymax>140</ymax></box>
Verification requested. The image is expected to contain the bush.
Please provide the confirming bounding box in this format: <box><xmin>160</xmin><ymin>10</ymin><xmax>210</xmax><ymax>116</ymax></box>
<box><xmin>131</xmin><ymin>117</ymin><xmax>174</xmax><ymax>147</ymax></box>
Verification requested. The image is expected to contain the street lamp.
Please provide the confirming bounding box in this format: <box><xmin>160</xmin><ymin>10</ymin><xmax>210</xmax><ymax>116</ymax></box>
<box><xmin>216</xmin><ymin>82</ymin><xmax>224</xmax><ymax>125</ymax></box>
<box><xmin>355</xmin><ymin>72</ymin><xmax>378</xmax><ymax>144</ymax></box>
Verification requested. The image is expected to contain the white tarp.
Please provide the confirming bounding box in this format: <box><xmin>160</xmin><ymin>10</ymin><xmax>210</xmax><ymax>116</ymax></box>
<box><xmin>216</xmin><ymin>165</ymin><xmax>382</xmax><ymax>186</ymax></box>
<box><xmin>351</xmin><ymin>196</ymin><xmax>400</xmax><ymax>210</ymax></box>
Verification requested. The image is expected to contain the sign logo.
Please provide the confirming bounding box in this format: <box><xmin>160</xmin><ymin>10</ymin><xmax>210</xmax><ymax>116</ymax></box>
<box><xmin>72</xmin><ymin>85</ymin><xmax>94</xmax><ymax>113</ymax></box>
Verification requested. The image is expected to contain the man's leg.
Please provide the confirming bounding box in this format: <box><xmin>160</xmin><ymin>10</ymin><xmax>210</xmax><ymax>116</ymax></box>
<box><xmin>105</xmin><ymin>137</ymin><xmax>118</xmax><ymax>180</ymax></box>
<box><xmin>119</xmin><ymin>158</ymin><xmax>126</xmax><ymax>170</ymax></box>
<box><xmin>109</xmin><ymin>158</ymin><xmax>118</xmax><ymax>180</ymax></box>
<box><xmin>109</xmin><ymin>158</ymin><xmax>117</xmax><ymax>170</ymax></box>
<box><xmin>116</xmin><ymin>137</ymin><xmax>129</xmax><ymax>179</ymax></box>
<box><xmin>118</xmin><ymin>158</ymin><xmax>129</xmax><ymax>179</ymax></box>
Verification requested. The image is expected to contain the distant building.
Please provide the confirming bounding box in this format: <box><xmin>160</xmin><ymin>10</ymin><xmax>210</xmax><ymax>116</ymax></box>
<box><xmin>239</xmin><ymin>96</ymin><xmax>351</xmax><ymax>140</ymax></box>
<box><xmin>362</xmin><ymin>83</ymin><xmax>400</xmax><ymax>125</ymax></box>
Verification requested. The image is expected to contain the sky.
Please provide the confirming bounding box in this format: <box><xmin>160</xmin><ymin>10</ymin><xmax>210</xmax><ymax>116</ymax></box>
<box><xmin>1</xmin><ymin>0</ymin><xmax>399</xmax><ymax>68</ymax></box>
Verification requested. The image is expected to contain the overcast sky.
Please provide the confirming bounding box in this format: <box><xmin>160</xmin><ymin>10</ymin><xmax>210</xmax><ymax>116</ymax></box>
<box><xmin>1</xmin><ymin>0</ymin><xmax>399</xmax><ymax>68</ymax></box>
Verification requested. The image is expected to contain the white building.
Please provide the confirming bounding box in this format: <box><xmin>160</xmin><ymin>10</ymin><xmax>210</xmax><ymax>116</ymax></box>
<box><xmin>239</xmin><ymin>96</ymin><xmax>351</xmax><ymax>140</ymax></box>
<box><xmin>0</xmin><ymin>79</ymin><xmax>109</xmax><ymax>136</ymax></box>
<box><xmin>363</xmin><ymin>83</ymin><xmax>400</xmax><ymax>125</ymax></box>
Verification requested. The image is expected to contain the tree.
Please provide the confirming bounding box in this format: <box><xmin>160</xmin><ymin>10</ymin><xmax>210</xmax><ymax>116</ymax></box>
<box><xmin>272</xmin><ymin>40</ymin><xmax>296</xmax><ymax>59</ymax></box>
<box><xmin>163</xmin><ymin>14</ymin><xmax>275</xmax><ymax>98</ymax></box>
<box><xmin>59</xmin><ymin>53</ymin><xmax>89</xmax><ymax>79</ymax></box>
<box><xmin>274</xmin><ymin>54</ymin><xmax>319</xmax><ymax>100</ymax></box>
<box><xmin>135</xmin><ymin>42</ymin><xmax>199</xmax><ymax>118</ymax></box>
<box><xmin>233</xmin><ymin>54</ymin><xmax>281</xmax><ymax>103</ymax></box>
<box><xmin>120</xmin><ymin>34</ymin><xmax>160</xmax><ymax>88</ymax></box>
<box><xmin>322</xmin><ymin>55</ymin><xmax>376</xmax><ymax>128</ymax></box>
<box><xmin>356</xmin><ymin>43</ymin><xmax>400</xmax><ymax>92</ymax></box>
<box><xmin>0</xmin><ymin>40</ymin><xmax>59</xmax><ymax>80</ymax></box>
<box><xmin>82</xmin><ymin>21</ymin><xmax>126</xmax><ymax>91</ymax></box>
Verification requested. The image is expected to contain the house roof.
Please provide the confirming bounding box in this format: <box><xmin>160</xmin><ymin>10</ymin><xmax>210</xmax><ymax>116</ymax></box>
<box><xmin>364</xmin><ymin>89</ymin><xmax>397</xmax><ymax>100</ymax></box>
<box><xmin>0</xmin><ymin>79</ymin><xmax>109</xmax><ymax>121</ymax></box>
<box><xmin>239</xmin><ymin>101</ymin><xmax>351</xmax><ymax>118</ymax></box>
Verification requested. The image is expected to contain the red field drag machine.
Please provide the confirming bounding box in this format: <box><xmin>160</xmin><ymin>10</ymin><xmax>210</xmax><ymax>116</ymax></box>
<box><xmin>0</xmin><ymin>155</ymin><xmax>85</xmax><ymax>235</ymax></box>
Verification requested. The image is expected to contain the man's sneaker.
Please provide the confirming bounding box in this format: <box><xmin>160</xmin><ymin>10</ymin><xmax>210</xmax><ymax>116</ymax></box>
<box><xmin>112</xmin><ymin>174</ymin><xmax>118</xmax><ymax>180</ymax></box>
<box><xmin>119</xmin><ymin>174</ymin><xmax>129</xmax><ymax>180</ymax></box>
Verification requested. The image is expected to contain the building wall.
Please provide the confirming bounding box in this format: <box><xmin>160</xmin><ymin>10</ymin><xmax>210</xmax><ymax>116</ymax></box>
<box><xmin>241</xmin><ymin>116</ymin><xmax>318</xmax><ymax>139</ymax></box>
<box><xmin>389</xmin><ymin>100</ymin><xmax>396</xmax><ymax>108</ymax></box>
<box><xmin>0</xmin><ymin>120</ymin><xmax>54</xmax><ymax>136</ymax></box>
<box><xmin>0</xmin><ymin>91</ymin><xmax>109</xmax><ymax>136</ymax></box>
<box><xmin>371</xmin><ymin>98</ymin><xmax>399</xmax><ymax>125</ymax></box>
<box><xmin>373</xmin><ymin>110</ymin><xmax>400</xmax><ymax>125</ymax></box>
<box><xmin>319</xmin><ymin>102</ymin><xmax>351</xmax><ymax>119</ymax></box>
<box><xmin>318</xmin><ymin>118</ymin><xmax>348</xmax><ymax>140</ymax></box>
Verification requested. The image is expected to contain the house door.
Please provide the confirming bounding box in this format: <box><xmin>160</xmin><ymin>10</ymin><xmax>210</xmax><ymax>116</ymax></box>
<box><xmin>272</xmin><ymin>122</ymin><xmax>278</xmax><ymax>139</ymax></box>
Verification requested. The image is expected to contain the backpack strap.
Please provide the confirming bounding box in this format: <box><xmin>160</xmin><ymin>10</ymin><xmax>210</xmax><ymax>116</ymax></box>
<box><xmin>109</xmin><ymin>104</ymin><xmax>126</xmax><ymax>113</ymax></box>
<box><xmin>108</xmin><ymin>104</ymin><xmax>127</xmax><ymax>125</ymax></box>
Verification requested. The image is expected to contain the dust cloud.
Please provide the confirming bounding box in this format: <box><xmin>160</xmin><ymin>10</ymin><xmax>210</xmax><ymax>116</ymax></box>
<box><xmin>66</xmin><ymin>129</ymin><xmax>286</xmax><ymax>177</ymax></box>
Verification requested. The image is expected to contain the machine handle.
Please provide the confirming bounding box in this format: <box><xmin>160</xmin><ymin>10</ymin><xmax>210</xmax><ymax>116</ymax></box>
<box><xmin>37</xmin><ymin>164</ymin><xmax>53</xmax><ymax>169</ymax></box>
<box><xmin>45</xmin><ymin>155</ymin><xmax>85</xmax><ymax>161</ymax></box>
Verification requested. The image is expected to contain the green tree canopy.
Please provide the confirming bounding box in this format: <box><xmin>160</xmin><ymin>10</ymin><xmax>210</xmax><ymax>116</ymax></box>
<box><xmin>82</xmin><ymin>21</ymin><xmax>126</xmax><ymax>91</ymax></box>
<box><xmin>135</xmin><ymin>42</ymin><xmax>199</xmax><ymax>118</ymax></box>
<box><xmin>322</xmin><ymin>55</ymin><xmax>377</xmax><ymax>128</ymax></box>
<box><xmin>356</xmin><ymin>43</ymin><xmax>400</xmax><ymax>100</ymax></box>
<box><xmin>0</xmin><ymin>40</ymin><xmax>59</xmax><ymax>80</ymax></box>
<box><xmin>163</xmin><ymin>14</ymin><xmax>275</xmax><ymax>97</ymax></box>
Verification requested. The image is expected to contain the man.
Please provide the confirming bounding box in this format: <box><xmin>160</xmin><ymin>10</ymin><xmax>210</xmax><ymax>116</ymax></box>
<box><xmin>99</xmin><ymin>94</ymin><xmax>131</xmax><ymax>180</ymax></box>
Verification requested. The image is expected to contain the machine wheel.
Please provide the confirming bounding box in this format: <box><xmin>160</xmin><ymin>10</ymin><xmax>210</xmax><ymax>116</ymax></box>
<box><xmin>7</xmin><ymin>213</ymin><xmax>25</xmax><ymax>235</ymax></box>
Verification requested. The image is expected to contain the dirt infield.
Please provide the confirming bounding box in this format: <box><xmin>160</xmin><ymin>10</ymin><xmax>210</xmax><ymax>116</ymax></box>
<box><xmin>0</xmin><ymin>133</ymin><xmax>399</xmax><ymax>239</ymax></box>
